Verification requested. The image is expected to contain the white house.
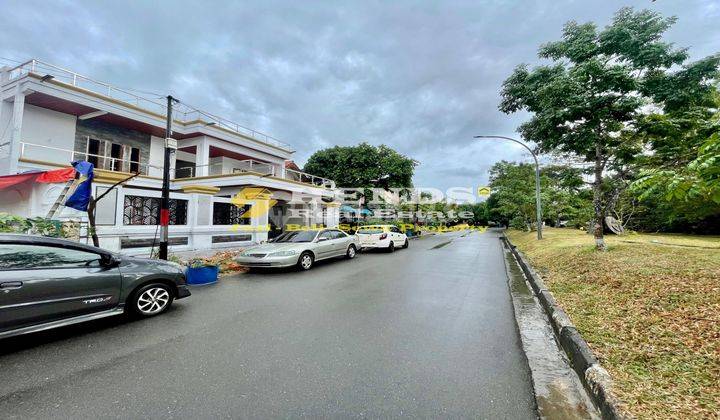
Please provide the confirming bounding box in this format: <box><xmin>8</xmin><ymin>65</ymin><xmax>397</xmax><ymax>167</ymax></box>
<box><xmin>0</xmin><ymin>59</ymin><xmax>340</xmax><ymax>254</ymax></box>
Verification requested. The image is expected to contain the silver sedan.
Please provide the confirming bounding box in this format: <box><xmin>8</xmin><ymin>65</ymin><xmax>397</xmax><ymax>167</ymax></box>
<box><xmin>236</xmin><ymin>229</ymin><xmax>359</xmax><ymax>270</ymax></box>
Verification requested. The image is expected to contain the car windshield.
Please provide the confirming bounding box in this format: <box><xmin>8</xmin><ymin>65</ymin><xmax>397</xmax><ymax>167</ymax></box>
<box><xmin>272</xmin><ymin>230</ymin><xmax>319</xmax><ymax>243</ymax></box>
<box><xmin>357</xmin><ymin>228</ymin><xmax>384</xmax><ymax>234</ymax></box>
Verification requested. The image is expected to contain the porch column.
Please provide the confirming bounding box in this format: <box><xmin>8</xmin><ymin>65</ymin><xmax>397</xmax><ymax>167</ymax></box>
<box><xmin>196</xmin><ymin>139</ymin><xmax>211</xmax><ymax>177</ymax></box>
<box><xmin>7</xmin><ymin>84</ymin><xmax>28</xmax><ymax>174</ymax></box>
<box><xmin>325</xmin><ymin>201</ymin><xmax>341</xmax><ymax>228</ymax></box>
<box><xmin>181</xmin><ymin>185</ymin><xmax>220</xmax><ymax>250</ymax></box>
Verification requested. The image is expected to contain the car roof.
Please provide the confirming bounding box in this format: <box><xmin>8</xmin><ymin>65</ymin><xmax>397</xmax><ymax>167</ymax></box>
<box><xmin>0</xmin><ymin>234</ymin><xmax>113</xmax><ymax>255</ymax></box>
<box><xmin>358</xmin><ymin>225</ymin><xmax>392</xmax><ymax>228</ymax></box>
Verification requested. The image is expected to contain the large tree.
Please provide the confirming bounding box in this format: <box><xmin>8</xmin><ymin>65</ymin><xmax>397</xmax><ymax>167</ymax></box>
<box><xmin>303</xmin><ymin>142</ymin><xmax>417</xmax><ymax>190</ymax></box>
<box><xmin>499</xmin><ymin>7</ymin><xmax>719</xmax><ymax>249</ymax></box>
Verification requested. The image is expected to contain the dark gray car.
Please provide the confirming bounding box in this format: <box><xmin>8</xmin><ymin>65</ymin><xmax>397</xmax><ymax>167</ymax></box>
<box><xmin>0</xmin><ymin>234</ymin><xmax>190</xmax><ymax>339</ymax></box>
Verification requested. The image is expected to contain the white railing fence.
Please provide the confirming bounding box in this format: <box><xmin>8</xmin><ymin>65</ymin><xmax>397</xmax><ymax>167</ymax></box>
<box><xmin>19</xmin><ymin>142</ymin><xmax>335</xmax><ymax>188</ymax></box>
<box><xmin>5</xmin><ymin>59</ymin><xmax>293</xmax><ymax>151</ymax></box>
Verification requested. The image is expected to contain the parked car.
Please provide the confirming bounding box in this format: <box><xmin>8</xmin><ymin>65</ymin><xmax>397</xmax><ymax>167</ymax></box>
<box><xmin>236</xmin><ymin>228</ymin><xmax>358</xmax><ymax>270</ymax></box>
<box><xmin>356</xmin><ymin>225</ymin><xmax>409</xmax><ymax>252</ymax></box>
<box><xmin>0</xmin><ymin>234</ymin><xmax>190</xmax><ymax>340</ymax></box>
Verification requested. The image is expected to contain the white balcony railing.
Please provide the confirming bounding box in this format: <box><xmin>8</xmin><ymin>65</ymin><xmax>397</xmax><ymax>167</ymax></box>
<box><xmin>5</xmin><ymin>59</ymin><xmax>293</xmax><ymax>151</ymax></box>
<box><xmin>175</xmin><ymin>159</ymin><xmax>276</xmax><ymax>178</ymax></box>
<box><xmin>19</xmin><ymin>142</ymin><xmax>336</xmax><ymax>188</ymax></box>
<box><xmin>19</xmin><ymin>142</ymin><xmax>157</xmax><ymax>175</ymax></box>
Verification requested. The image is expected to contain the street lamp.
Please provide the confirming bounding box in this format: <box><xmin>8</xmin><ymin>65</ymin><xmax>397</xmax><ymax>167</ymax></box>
<box><xmin>474</xmin><ymin>135</ymin><xmax>543</xmax><ymax>240</ymax></box>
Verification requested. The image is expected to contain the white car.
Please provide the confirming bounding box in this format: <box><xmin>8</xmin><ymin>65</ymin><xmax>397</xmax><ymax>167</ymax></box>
<box><xmin>356</xmin><ymin>225</ymin><xmax>409</xmax><ymax>252</ymax></box>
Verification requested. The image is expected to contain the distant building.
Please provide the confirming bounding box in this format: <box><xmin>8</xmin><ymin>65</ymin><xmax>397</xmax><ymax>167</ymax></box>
<box><xmin>0</xmin><ymin>59</ymin><xmax>340</xmax><ymax>254</ymax></box>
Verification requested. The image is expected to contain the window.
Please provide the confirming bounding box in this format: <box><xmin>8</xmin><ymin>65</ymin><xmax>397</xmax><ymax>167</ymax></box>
<box><xmin>390</xmin><ymin>226</ymin><xmax>401</xmax><ymax>233</ymax></box>
<box><xmin>0</xmin><ymin>244</ymin><xmax>101</xmax><ymax>270</ymax></box>
<box><xmin>86</xmin><ymin>138</ymin><xmax>141</xmax><ymax>173</ymax></box>
<box><xmin>331</xmin><ymin>230</ymin><xmax>346</xmax><ymax>239</ymax></box>
<box><xmin>213</xmin><ymin>202</ymin><xmax>251</xmax><ymax>225</ymax></box>
<box><xmin>123</xmin><ymin>195</ymin><xmax>187</xmax><ymax>225</ymax></box>
<box><xmin>318</xmin><ymin>231</ymin><xmax>334</xmax><ymax>241</ymax></box>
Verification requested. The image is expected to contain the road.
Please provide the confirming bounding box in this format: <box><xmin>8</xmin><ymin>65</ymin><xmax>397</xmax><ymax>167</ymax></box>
<box><xmin>0</xmin><ymin>230</ymin><xmax>537</xmax><ymax>419</ymax></box>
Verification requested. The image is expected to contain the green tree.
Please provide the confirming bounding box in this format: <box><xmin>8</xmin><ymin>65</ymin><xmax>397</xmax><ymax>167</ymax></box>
<box><xmin>303</xmin><ymin>143</ymin><xmax>417</xmax><ymax>189</ymax></box>
<box><xmin>499</xmin><ymin>7</ymin><xmax>719</xmax><ymax>249</ymax></box>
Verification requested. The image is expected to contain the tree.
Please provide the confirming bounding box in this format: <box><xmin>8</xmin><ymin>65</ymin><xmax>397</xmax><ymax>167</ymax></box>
<box><xmin>499</xmin><ymin>7</ymin><xmax>719</xmax><ymax>249</ymax></box>
<box><xmin>303</xmin><ymin>143</ymin><xmax>417</xmax><ymax>190</ymax></box>
<box><xmin>486</xmin><ymin>161</ymin><xmax>591</xmax><ymax>229</ymax></box>
<box><xmin>487</xmin><ymin>162</ymin><xmax>538</xmax><ymax>230</ymax></box>
<box><xmin>632</xmin><ymin>88</ymin><xmax>720</xmax><ymax>218</ymax></box>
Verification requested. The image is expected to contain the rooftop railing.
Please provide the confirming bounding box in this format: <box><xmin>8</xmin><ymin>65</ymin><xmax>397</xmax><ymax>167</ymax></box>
<box><xmin>5</xmin><ymin>59</ymin><xmax>294</xmax><ymax>151</ymax></box>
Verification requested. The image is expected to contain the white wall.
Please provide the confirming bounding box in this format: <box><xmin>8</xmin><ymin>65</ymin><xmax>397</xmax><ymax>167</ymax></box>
<box><xmin>20</xmin><ymin>104</ymin><xmax>77</xmax><ymax>164</ymax></box>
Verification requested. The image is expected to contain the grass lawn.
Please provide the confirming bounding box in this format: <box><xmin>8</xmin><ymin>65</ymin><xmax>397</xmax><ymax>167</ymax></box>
<box><xmin>507</xmin><ymin>227</ymin><xmax>720</xmax><ymax>419</ymax></box>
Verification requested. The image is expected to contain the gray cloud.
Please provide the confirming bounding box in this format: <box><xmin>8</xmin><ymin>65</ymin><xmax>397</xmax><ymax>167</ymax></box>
<box><xmin>2</xmin><ymin>0</ymin><xmax>718</xmax><ymax>191</ymax></box>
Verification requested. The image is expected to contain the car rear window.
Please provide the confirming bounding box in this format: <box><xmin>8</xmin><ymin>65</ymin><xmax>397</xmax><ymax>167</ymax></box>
<box><xmin>357</xmin><ymin>228</ymin><xmax>384</xmax><ymax>234</ymax></box>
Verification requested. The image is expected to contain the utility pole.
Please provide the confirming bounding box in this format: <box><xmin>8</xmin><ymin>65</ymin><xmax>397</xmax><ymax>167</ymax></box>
<box><xmin>159</xmin><ymin>95</ymin><xmax>175</xmax><ymax>259</ymax></box>
<box><xmin>474</xmin><ymin>135</ymin><xmax>543</xmax><ymax>240</ymax></box>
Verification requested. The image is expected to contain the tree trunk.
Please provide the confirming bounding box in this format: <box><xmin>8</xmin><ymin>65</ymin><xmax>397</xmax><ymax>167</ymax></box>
<box><xmin>87</xmin><ymin>197</ymin><xmax>100</xmax><ymax>248</ymax></box>
<box><xmin>593</xmin><ymin>143</ymin><xmax>606</xmax><ymax>251</ymax></box>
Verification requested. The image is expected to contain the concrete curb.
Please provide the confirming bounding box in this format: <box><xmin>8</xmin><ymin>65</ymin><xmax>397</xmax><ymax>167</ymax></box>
<box><xmin>500</xmin><ymin>235</ymin><xmax>625</xmax><ymax>420</ymax></box>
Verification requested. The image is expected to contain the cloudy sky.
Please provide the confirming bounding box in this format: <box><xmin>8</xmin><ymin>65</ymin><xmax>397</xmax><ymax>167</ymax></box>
<box><xmin>1</xmin><ymin>0</ymin><xmax>718</xmax><ymax>192</ymax></box>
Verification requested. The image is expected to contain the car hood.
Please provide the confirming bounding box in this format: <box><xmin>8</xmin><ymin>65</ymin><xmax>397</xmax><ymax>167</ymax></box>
<box><xmin>242</xmin><ymin>243</ymin><xmax>311</xmax><ymax>254</ymax></box>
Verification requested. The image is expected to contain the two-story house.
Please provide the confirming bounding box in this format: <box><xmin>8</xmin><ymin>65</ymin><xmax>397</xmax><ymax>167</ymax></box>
<box><xmin>0</xmin><ymin>59</ymin><xmax>340</xmax><ymax>254</ymax></box>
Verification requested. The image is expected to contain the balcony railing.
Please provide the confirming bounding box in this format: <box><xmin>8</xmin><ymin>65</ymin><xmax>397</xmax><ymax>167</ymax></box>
<box><xmin>19</xmin><ymin>142</ymin><xmax>157</xmax><ymax>175</ymax></box>
<box><xmin>18</xmin><ymin>142</ymin><xmax>336</xmax><ymax>188</ymax></box>
<box><xmin>5</xmin><ymin>59</ymin><xmax>293</xmax><ymax>151</ymax></box>
<box><xmin>175</xmin><ymin>159</ymin><xmax>276</xmax><ymax>178</ymax></box>
<box><xmin>285</xmin><ymin>168</ymin><xmax>336</xmax><ymax>189</ymax></box>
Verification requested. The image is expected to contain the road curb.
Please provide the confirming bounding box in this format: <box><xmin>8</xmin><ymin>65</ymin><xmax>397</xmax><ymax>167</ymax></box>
<box><xmin>500</xmin><ymin>235</ymin><xmax>625</xmax><ymax>420</ymax></box>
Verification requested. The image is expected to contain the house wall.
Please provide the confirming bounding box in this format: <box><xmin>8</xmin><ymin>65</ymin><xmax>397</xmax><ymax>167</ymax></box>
<box><xmin>19</xmin><ymin>104</ymin><xmax>77</xmax><ymax>164</ymax></box>
<box><xmin>74</xmin><ymin>119</ymin><xmax>152</xmax><ymax>171</ymax></box>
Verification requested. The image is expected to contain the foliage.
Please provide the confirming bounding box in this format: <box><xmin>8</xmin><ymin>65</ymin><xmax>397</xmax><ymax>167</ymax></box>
<box><xmin>303</xmin><ymin>142</ymin><xmax>417</xmax><ymax>189</ymax></box>
<box><xmin>499</xmin><ymin>7</ymin><xmax>720</xmax><ymax>248</ymax></box>
<box><xmin>0</xmin><ymin>213</ymin><xmax>68</xmax><ymax>237</ymax></box>
<box><xmin>485</xmin><ymin>162</ymin><xmax>591</xmax><ymax>229</ymax></box>
<box><xmin>633</xmin><ymin>132</ymin><xmax>720</xmax><ymax>220</ymax></box>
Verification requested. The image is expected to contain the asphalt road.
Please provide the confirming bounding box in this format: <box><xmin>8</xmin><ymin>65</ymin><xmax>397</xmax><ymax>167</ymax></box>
<box><xmin>0</xmin><ymin>230</ymin><xmax>536</xmax><ymax>419</ymax></box>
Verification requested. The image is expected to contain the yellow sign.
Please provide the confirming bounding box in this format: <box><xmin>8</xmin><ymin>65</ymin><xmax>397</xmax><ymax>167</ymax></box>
<box><xmin>230</xmin><ymin>187</ymin><xmax>277</xmax><ymax>220</ymax></box>
<box><xmin>477</xmin><ymin>186</ymin><xmax>492</xmax><ymax>197</ymax></box>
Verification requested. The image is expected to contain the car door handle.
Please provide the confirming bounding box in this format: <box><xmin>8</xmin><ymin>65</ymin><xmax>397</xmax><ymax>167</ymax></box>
<box><xmin>0</xmin><ymin>281</ymin><xmax>23</xmax><ymax>290</ymax></box>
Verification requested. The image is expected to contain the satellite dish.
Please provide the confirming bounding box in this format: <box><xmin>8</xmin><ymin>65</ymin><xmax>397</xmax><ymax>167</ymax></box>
<box><xmin>605</xmin><ymin>216</ymin><xmax>625</xmax><ymax>235</ymax></box>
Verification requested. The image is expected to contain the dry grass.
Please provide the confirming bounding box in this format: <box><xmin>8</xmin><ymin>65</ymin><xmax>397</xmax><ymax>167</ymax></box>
<box><xmin>507</xmin><ymin>228</ymin><xmax>720</xmax><ymax>419</ymax></box>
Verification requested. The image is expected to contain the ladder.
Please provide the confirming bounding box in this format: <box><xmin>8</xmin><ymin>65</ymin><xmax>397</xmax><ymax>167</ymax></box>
<box><xmin>46</xmin><ymin>179</ymin><xmax>78</xmax><ymax>219</ymax></box>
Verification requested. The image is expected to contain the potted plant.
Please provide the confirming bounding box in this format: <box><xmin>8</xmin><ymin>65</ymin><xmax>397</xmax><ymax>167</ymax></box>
<box><xmin>185</xmin><ymin>257</ymin><xmax>219</xmax><ymax>285</ymax></box>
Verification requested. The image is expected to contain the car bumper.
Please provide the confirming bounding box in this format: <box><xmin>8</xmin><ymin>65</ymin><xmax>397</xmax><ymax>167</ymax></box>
<box><xmin>359</xmin><ymin>239</ymin><xmax>392</xmax><ymax>249</ymax></box>
<box><xmin>236</xmin><ymin>255</ymin><xmax>299</xmax><ymax>268</ymax></box>
<box><xmin>176</xmin><ymin>285</ymin><xmax>191</xmax><ymax>299</ymax></box>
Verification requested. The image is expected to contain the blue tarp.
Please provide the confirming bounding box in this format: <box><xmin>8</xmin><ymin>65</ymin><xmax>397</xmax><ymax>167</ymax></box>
<box><xmin>64</xmin><ymin>161</ymin><xmax>94</xmax><ymax>211</ymax></box>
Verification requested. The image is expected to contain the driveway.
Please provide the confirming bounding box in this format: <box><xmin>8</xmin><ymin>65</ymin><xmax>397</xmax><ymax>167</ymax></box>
<box><xmin>0</xmin><ymin>230</ymin><xmax>536</xmax><ymax>418</ymax></box>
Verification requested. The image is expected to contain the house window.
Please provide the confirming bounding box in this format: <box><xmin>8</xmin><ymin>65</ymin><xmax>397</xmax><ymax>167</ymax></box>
<box><xmin>123</xmin><ymin>195</ymin><xmax>187</xmax><ymax>225</ymax></box>
<box><xmin>213</xmin><ymin>202</ymin><xmax>251</xmax><ymax>225</ymax></box>
<box><xmin>86</xmin><ymin>138</ymin><xmax>141</xmax><ymax>173</ymax></box>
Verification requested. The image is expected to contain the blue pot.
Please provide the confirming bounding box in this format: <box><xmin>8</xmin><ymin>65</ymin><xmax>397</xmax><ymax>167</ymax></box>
<box><xmin>186</xmin><ymin>265</ymin><xmax>219</xmax><ymax>285</ymax></box>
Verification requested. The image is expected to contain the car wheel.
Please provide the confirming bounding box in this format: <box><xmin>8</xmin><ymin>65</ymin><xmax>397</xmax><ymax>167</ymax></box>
<box><xmin>402</xmin><ymin>238</ymin><xmax>409</xmax><ymax>248</ymax></box>
<box><xmin>130</xmin><ymin>283</ymin><xmax>174</xmax><ymax>317</ymax></box>
<box><xmin>346</xmin><ymin>244</ymin><xmax>357</xmax><ymax>259</ymax></box>
<box><xmin>387</xmin><ymin>241</ymin><xmax>395</xmax><ymax>253</ymax></box>
<box><xmin>297</xmin><ymin>252</ymin><xmax>314</xmax><ymax>270</ymax></box>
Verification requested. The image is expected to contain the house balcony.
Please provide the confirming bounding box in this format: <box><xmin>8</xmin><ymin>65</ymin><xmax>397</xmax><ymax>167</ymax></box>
<box><xmin>18</xmin><ymin>141</ymin><xmax>336</xmax><ymax>189</ymax></box>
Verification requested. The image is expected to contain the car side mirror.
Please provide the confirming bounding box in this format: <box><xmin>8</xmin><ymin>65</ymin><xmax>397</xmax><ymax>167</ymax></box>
<box><xmin>101</xmin><ymin>254</ymin><xmax>120</xmax><ymax>268</ymax></box>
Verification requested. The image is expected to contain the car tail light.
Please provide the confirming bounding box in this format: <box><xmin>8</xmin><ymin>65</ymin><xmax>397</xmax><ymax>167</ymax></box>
<box><xmin>379</xmin><ymin>233</ymin><xmax>387</xmax><ymax>240</ymax></box>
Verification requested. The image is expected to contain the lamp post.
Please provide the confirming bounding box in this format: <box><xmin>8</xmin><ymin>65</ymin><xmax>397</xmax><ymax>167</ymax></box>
<box><xmin>474</xmin><ymin>135</ymin><xmax>543</xmax><ymax>240</ymax></box>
